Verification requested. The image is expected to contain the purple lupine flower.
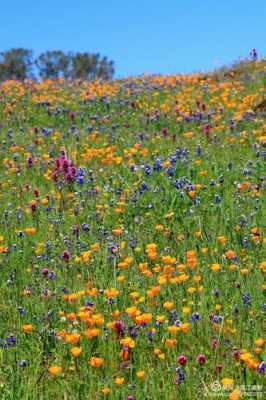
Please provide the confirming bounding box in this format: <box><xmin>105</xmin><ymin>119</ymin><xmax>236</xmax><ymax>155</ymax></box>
<box><xmin>242</xmin><ymin>292</ymin><xmax>251</xmax><ymax>306</ymax></box>
<box><xmin>191</xmin><ymin>312</ymin><xmax>201</xmax><ymax>322</ymax></box>
<box><xmin>258</xmin><ymin>361</ymin><xmax>266</xmax><ymax>374</ymax></box>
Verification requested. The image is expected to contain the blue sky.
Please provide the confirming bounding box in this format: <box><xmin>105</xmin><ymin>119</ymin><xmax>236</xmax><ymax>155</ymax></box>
<box><xmin>0</xmin><ymin>0</ymin><xmax>265</xmax><ymax>78</ymax></box>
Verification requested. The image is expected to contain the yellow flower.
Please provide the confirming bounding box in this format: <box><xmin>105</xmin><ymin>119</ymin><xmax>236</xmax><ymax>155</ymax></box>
<box><xmin>120</xmin><ymin>337</ymin><xmax>135</xmax><ymax>349</ymax></box>
<box><xmin>136</xmin><ymin>370</ymin><xmax>145</xmax><ymax>379</ymax></box>
<box><xmin>70</xmin><ymin>347</ymin><xmax>82</xmax><ymax>358</ymax></box>
<box><xmin>115</xmin><ymin>377</ymin><xmax>125</xmax><ymax>385</ymax></box>
<box><xmin>101</xmin><ymin>387</ymin><xmax>110</xmax><ymax>395</ymax></box>
<box><xmin>126</xmin><ymin>306</ymin><xmax>138</xmax><ymax>317</ymax></box>
<box><xmin>221</xmin><ymin>377</ymin><xmax>234</xmax><ymax>387</ymax></box>
<box><xmin>156</xmin><ymin>315</ymin><xmax>166</xmax><ymax>323</ymax></box>
<box><xmin>82</xmin><ymin>250</ymin><xmax>91</xmax><ymax>262</ymax></box>
<box><xmin>240</xmin><ymin>352</ymin><xmax>252</xmax><ymax>362</ymax></box>
<box><xmin>90</xmin><ymin>243</ymin><xmax>100</xmax><ymax>251</ymax></box>
<box><xmin>167</xmin><ymin>325</ymin><xmax>179</xmax><ymax>334</ymax></box>
<box><xmin>211</xmin><ymin>263</ymin><xmax>221</xmax><ymax>272</ymax></box>
<box><xmin>117</xmin><ymin>275</ymin><xmax>125</xmax><ymax>283</ymax></box>
<box><xmin>163</xmin><ymin>301</ymin><xmax>174</xmax><ymax>310</ymax></box>
<box><xmin>255</xmin><ymin>338</ymin><xmax>264</xmax><ymax>346</ymax></box>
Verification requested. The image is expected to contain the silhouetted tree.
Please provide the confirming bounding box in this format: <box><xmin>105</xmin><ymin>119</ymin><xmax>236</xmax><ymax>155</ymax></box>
<box><xmin>35</xmin><ymin>50</ymin><xmax>72</xmax><ymax>80</ymax></box>
<box><xmin>71</xmin><ymin>52</ymin><xmax>98</xmax><ymax>80</ymax></box>
<box><xmin>98</xmin><ymin>56</ymin><xmax>115</xmax><ymax>80</ymax></box>
<box><xmin>71</xmin><ymin>52</ymin><xmax>114</xmax><ymax>80</ymax></box>
<box><xmin>0</xmin><ymin>48</ymin><xmax>115</xmax><ymax>81</ymax></box>
<box><xmin>0</xmin><ymin>48</ymin><xmax>33</xmax><ymax>80</ymax></box>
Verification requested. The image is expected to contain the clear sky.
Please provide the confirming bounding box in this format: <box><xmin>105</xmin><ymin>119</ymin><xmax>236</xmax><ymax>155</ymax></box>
<box><xmin>0</xmin><ymin>0</ymin><xmax>265</xmax><ymax>78</ymax></box>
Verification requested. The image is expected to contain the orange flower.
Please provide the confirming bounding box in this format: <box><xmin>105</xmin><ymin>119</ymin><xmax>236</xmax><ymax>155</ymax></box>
<box><xmin>115</xmin><ymin>377</ymin><xmax>125</xmax><ymax>385</ymax></box>
<box><xmin>104</xmin><ymin>287</ymin><xmax>119</xmax><ymax>298</ymax></box>
<box><xmin>217</xmin><ymin>235</ymin><xmax>227</xmax><ymax>245</ymax></box>
<box><xmin>180</xmin><ymin>323</ymin><xmax>190</xmax><ymax>333</ymax></box>
<box><xmin>183</xmin><ymin>131</ymin><xmax>193</xmax><ymax>138</ymax></box>
<box><xmin>65</xmin><ymin>333</ymin><xmax>81</xmax><ymax>344</ymax></box>
<box><xmin>147</xmin><ymin>286</ymin><xmax>161</xmax><ymax>297</ymax></box>
<box><xmin>167</xmin><ymin>325</ymin><xmax>179</xmax><ymax>334</ymax></box>
<box><xmin>0</xmin><ymin>246</ymin><xmax>8</xmax><ymax>254</ymax></box>
<box><xmin>255</xmin><ymin>338</ymin><xmax>264</xmax><ymax>346</ymax></box>
<box><xmin>90</xmin><ymin>243</ymin><xmax>100</xmax><ymax>251</ymax></box>
<box><xmin>22</xmin><ymin>324</ymin><xmax>33</xmax><ymax>334</ymax></box>
<box><xmin>84</xmin><ymin>328</ymin><xmax>100</xmax><ymax>339</ymax></box>
<box><xmin>66</xmin><ymin>312</ymin><xmax>76</xmax><ymax>322</ymax></box>
<box><xmin>48</xmin><ymin>365</ymin><xmax>62</xmax><ymax>377</ymax></box>
<box><xmin>136</xmin><ymin>370</ymin><xmax>145</xmax><ymax>379</ymax></box>
<box><xmin>229</xmin><ymin>389</ymin><xmax>241</xmax><ymax>400</ymax></box>
<box><xmin>120</xmin><ymin>337</ymin><xmax>135</xmax><ymax>349</ymax></box>
<box><xmin>163</xmin><ymin>301</ymin><xmax>174</xmax><ymax>310</ymax></box>
<box><xmin>188</xmin><ymin>191</ymin><xmax>196</xmax><ymax>199</ymax></box>
<box><xmin>101</xmin><ymin>387</ymin><xmax>110</xmax><ymax>395</ymax></box>
<box><xmin>89</xmin><ymin>356</ymin><xmax>104</xmax><ymax>368</ymax></box>
<box><xmin>70</xmin><ymin>347</ymin><xmax>82</xmax><ymax>358</ymax></box>
<box><xmin>135</xmin><ymin>313</ymin><xmax>152</xmax><ymax>325</ymax></box>
<box><xmin>165</xmin><ymin>339</ymin><xmax>177</xmax><ymax>348</ymax></box>
<box><xmin>112</xmin><ymin>228</ymin><xmax>123</xmax><ymax>236</ymax></box>
<box><xmin>24</xmin><ymin>227</ymin><xmax>36</xmax><ymax>235</ymax></box>
<box><xmin>146</xmin><ymin>243</ymin><xmax>157</xmax><ymax>260</ymax></box>
<box><xmin>225</xmin><ymin>250</ymin><xmax>235</xmax><ymax>259</ymax></box>
<box><xmin>198</xmin><ymin>170</ymin><xmax>207</xmax><ymax>177</ymax></box>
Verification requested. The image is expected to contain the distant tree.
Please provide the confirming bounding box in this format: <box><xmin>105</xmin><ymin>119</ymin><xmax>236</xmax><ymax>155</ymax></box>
<box><xmin>98</xmin><ymin>56</ymin><xmax>115</xmax><ymax>80</ymax></box>
<box><xmin>0</xmin><ymin>59</ymin><xmax>6</xmax><ymax>81</ymax></box>
<box><xmin>71</xmin><ymin>52</ymin><xmax>114</xmax><ymax>80</ymax></box>
<box><xmin>35</xmin><ymin>50</ymin><xmax>72</xmax><ymax>80</ymax></box>
<box><xmin>0</xmin><ymin>48</ymin><xmax>33</xmax><ymax>81</ymax></box>
<box><xmin>0</xmin><ymin>48</ymin><xmax>115</xmax><ymax>82</ymax></box>
<box><xmin>71</xmin><ymin>52</ymin><xmax>99</xmax><ymax>80</ymax></box>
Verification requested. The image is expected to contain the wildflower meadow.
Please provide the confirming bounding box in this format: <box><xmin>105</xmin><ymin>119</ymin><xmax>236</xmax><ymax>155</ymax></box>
<box><xmin>0</xmin><ymin>55</ymin><xmax>265</xmax><ymax>400</ymax></box>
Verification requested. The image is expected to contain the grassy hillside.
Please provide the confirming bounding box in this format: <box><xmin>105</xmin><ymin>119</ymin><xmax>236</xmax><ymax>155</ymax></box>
<box><xmin>0</xmin><ymin>57</ymin><xmax>265</xmax><ymax>399</ymax></box>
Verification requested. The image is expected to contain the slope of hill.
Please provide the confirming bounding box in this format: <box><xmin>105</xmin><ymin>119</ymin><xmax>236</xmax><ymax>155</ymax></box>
<box><xmin>0</xmin><ymin>58</ymin><xmax>265</xmax><ymax>400</ymax></box>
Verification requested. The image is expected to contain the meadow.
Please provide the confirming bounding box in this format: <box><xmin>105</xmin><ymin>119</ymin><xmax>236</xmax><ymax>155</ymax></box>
<box><xmin>0</xmin><ymin>56</ymin><xmax>265</xmax><ymax>400</ymax></box>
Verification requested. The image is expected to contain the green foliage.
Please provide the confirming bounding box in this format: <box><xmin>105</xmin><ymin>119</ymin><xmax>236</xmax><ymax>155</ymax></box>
<box><xmin>71</xmin><ymin>52</ymin><xmax>115</xmax><ymax>80</ymax></box>
<box><xmin>35</xmin><ymin>50</ymin><xmax>72</xmax><ymax>80</ymax></box>
<box><xmin>0</xmin><ymin>48</ymin><xmax>115</xmax><ymax>81</ymax></box>
<box><xmin>0</xmin><ymin>48</ymin><xmax>33</xmax><ymax>80</ymax></box>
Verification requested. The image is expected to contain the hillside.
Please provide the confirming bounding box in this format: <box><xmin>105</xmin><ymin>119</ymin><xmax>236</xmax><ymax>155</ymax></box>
<box><xmin>0</xmin><ymin>57</ymin><xmax>265</xmax><ymax>400</ymax></box>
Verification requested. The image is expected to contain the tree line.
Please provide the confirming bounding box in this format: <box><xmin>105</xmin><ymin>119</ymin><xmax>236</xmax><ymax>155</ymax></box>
<box><xmin>0</xmin><ymin>48</ymin><xmax>115</xmax><ymax>81</ymax></box>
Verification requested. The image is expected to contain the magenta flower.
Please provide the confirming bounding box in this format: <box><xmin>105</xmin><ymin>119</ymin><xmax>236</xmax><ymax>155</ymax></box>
<box><xmin>177</xmin><ymin>355</ymin><xmax>187</xmax><ymax>366</ymax></box>
<box><xmin>61</xmin><ymin>250</ymin><xmax>70</xmax><ymax>262</ymax></box>
<box><xmin>196</xmin><ymin>354</ymin><xmax>206</xmax><ymax>365</ymax></box>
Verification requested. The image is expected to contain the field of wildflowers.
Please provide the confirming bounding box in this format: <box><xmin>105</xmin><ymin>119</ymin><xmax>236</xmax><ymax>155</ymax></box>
<box><xmin>0</xmin><ymin>55</ymin><xmax>265</xmax><ymax>399</ymax></box>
